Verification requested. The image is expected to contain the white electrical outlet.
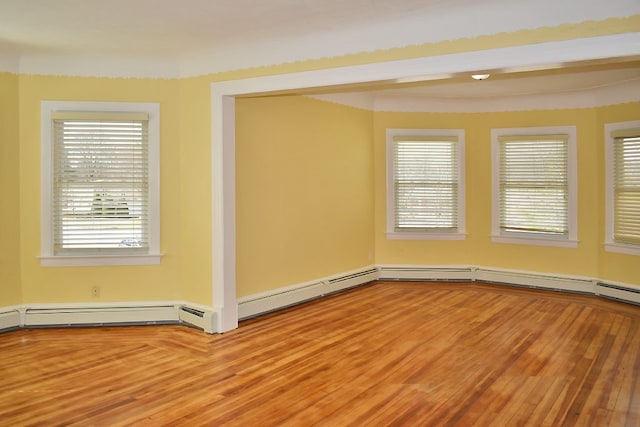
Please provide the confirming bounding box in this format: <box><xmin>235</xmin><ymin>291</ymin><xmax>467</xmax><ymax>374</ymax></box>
<box><xmin>91</xmin><ymin>285</ymin><xmax>100</xmax><ymax>298</ymax></box>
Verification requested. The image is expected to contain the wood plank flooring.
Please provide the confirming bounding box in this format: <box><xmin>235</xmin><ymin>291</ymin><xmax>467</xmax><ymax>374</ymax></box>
<box><xmin>1</xmin><ymin>281</ymin><xmax>640</xmax><ymax>426</ymax></box>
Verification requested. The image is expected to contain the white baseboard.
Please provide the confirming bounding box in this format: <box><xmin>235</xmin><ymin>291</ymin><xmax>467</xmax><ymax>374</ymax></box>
<box><xmin>378</xmin><ymin>265</ymin><xmax>475</xmax><ymax>281</ymax></box>
<box><xmin>0</xmin><ymin>308</ymin><xmax>21</xmax><ymax>331</ymax></box>
<box><xmin>596</xmin><ymin>281</ymin><xmax>640</xmax><ymax>305</ymax></box>
<box><xmin>0</xmin><ymin>301</ymin><xmax>220</xmax><ymax>334</ymax></box>
<box><xmin>474</xmin><ymin>267</ymin><xmax>595</xmax><ymax>294</ymax></box>
<box><xmin>24</xmin><ymin>304</ymin><xmax>179</xmax><ymax>327</ymax></box>
<box><xmin>379</xmin><ymin>264</ymin><xmax>638</xmax><ymax>306</ymax></box>
<box><xmin>237</xmin><ymin>266</ymin><xmax>378</xmax><ymax>320</ymax></box>
<box><xmin>2</xmin><ymin>265</ymin><xmax>637</xmax><ymax>334</ymax></box>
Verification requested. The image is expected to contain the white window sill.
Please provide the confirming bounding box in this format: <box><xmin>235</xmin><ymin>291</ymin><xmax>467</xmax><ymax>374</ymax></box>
<box><xmin>386</xmin><ymin>232</ymin><xmax>466</xmax><ymax>241</ymax></box>
<box><xmin>604</xmin><ymin>243</ymin><xmax>640</xmax><ymax>256</ymax></box>
<box><xmin>39</xmin><ymin>253</ymin><xmax>163</xmax><ymax>267</ymax></box>
<box><xmin>491</xmin><ymin>235</ymin><xmax>578</xmax><ymax>248</ymax></box>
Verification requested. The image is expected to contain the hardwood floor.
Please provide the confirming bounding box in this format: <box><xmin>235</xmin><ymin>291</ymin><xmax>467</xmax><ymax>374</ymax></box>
<box><xmin>1</xmin><ymin>281</ymin><xmax>640</xmax><ymax>426</ymax></box>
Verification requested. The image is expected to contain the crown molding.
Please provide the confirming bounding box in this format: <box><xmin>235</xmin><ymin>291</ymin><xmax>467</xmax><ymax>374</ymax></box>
<box><xmin>9</xmin><ymin>53</ymin><xmax>181</xmax><ymax>79</ymax></box>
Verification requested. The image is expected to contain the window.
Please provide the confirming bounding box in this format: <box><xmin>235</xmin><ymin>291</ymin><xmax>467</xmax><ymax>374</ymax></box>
<box><xmin>491</xmin><ymin>126</ymin><xmax>577</xmax><ymax>247</ymax></box>
<box><xmin>41</xmin><ymin>101</ymin><xmax>161</xmax><ymax>266</ymax></box>
<box><xmin>386</xmin><ymin>128</ymin><xmax>465</xmax><ymax>240</ymax></box>
<box><xmin>605</xmin><ymin>120</ymin><xmax>640</xmax><ymax>256</ymax></box>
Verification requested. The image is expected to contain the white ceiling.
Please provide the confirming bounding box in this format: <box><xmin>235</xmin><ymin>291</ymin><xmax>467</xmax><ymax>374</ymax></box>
<box><xmin>0</xmin><ymin>0</ymin><xmax>483</xmax><ymax>57</ymax></box>
<box><xmin>1</xmin><ymin>0</ymin><xmax>639</xmax><ymax>100</ymax></box>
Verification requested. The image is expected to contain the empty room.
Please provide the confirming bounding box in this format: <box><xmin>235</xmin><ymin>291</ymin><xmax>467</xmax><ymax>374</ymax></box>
<box><xmin>1</xmin><ymin>0</ymin><xmax>640</xmax><ymax>424</ymax></box>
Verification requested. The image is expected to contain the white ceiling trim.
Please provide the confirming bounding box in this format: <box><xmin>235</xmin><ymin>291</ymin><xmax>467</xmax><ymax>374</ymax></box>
<box><xmin>14</xmin><ymin>54</ymin><xmax>181</xmax><ymax>79</ymax></box>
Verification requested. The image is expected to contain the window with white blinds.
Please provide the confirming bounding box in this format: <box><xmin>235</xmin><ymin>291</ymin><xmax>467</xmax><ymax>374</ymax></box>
<box><xmin>53</xmin><ymin>112</ymin><xmax>149</xmax><ymax>253</ymax></box>
<box><xmin>386</xmin><ymin>129</ymin><xmax>465</xmax><ymax>239</ymax></box>
<box><xmin>606</xmin><ymin>121</ymin><xmax>640</xmax><ymax>255</ymax></box>
<box><xmin>41</xmin><ymin>101</ymin><xmax>161</xmax><ymax>266</ymax></box>
<box><xmin>492</xmin><ymin>127</ymin><xmax>577</xmax><ymax>247</ymax></box>
<box><xmin>612</xmin><ymin>131</ymin><xmax>640</xmax><ymax>244</ymax></box>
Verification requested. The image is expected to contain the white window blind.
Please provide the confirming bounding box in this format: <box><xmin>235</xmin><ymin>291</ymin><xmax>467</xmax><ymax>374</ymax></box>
<box><xmin>612</xmin><ymin>129</ymin><xmax>640</xmax><ymax>245</ymax></box>
<box><xmin>393</xmin><ymin>136</ymin><xmax>459</xmax><ymax>232</ymax></box>
<box><xmin>498</xmin><ymin>135</ymin><xmax>569</xmax><ymax>236</ymax></box>
<box><xmin>52</xmin><ymin>111</ymin><xmax>149</xmax><ymax>254</ymax></box>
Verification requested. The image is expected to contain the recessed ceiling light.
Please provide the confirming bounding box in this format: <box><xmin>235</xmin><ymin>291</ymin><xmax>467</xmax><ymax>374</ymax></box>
<box><xmin>471</xmin><ymin>74</ymin><xmax>490</xmax><ymax>80</ymax></box>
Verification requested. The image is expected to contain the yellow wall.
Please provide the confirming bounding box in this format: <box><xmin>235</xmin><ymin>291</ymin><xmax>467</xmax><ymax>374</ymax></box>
<box><xmin>373</xmin><ymin>103</ymin><xmax>640</xmax><ymax>284</ymax></box>
<box><xmin>177</xmin><ymin>76</ymin><xmax>214</xmax><ymax>305</ymax></box>
<box><xmin>235</xmin><ymin>96</ymin><xmax>374</xmax><ymax>296</ymax></box>
<box><xmin>0</xmin><ymin>72</ymin><xmax>22</xmax><ymax>306</ymax></box>
<box><xmin>18</xmin><ymin>75</ymin><xmax>183</xmax><ymax>303</ymax></box>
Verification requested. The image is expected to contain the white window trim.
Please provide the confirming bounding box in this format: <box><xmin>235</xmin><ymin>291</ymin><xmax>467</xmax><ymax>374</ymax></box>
<box><xmin>604</xmin><ymin>120</ymin><xmax>640</xmax><ymax>256</ymax></box>
<box><xmin>386</xmin><ymin>128</ymin><xmax>466</xmax><ymax>240</ymax></box>
<box><xmin>40</xmin><ymin>101</ymin><xmax>162</xmax><ymax>267</ymax></box>
<box><xmin>491</xmin><ymin>126</ymin><xmax>578</xmax><ymax>248</ymax></box>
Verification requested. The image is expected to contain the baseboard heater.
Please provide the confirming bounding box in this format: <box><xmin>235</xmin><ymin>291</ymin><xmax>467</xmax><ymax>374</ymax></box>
<box><xmin>378</xmin><ymin>266</ymin><xmax>475</xmax><ymax>281</ymax></box>
<box><xmin>326</xmin><ymin>268</ymin><xmax>379</xmax><ymax>292</ymax></box>
<box><xmin>238</xmin><ymin>266</ymin><xmax>378</xmax><ymax>320</ymax></box>
<box><xmin>596</xmin><ymin>282</ymin><xmax>640</xmax><ymax>305</ymax></box>
<box><xmin>475</xmin><ymin>268</ymin><xmax>595</xmax><ymax>294</ymax></box>
<box><xmin>23</xmin><ymin>306</ymin><xmax>178</xmax><ymax>328</ymax></box>
<box><xmin>177</xmin><ymin>306</ymin><xmax>216</xmax><ymax>334</ymax></box>
<box><xmin>379</xmin><ymin>265</ymin><xmax>640</xmax><ymax>307</ymax></box>
<box><xmin>0</xmin><ymin>309</ymin><xmax>21</xmax><ymax>332</ymax></box>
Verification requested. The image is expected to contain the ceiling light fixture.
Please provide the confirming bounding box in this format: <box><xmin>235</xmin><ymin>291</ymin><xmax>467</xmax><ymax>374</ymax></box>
<box><xmin>471</xmin><ymin>73</ymin><xmax>490</xmax><ymax>80</ymax></box>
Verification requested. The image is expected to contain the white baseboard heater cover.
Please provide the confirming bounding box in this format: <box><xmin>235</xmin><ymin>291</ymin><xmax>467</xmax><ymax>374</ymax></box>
<box><xmin>378</xmin><ymin>266</ymin><xmax>474</xmax><ymax>281</ymax></box>
<box><xmin>326</xmin><ymin>268</ymin><xmax>379</xmax><ymax>293</ymax></box>
<box><xmin>596</xmin><ymin>282</ymin><xmax>640</xmax><ymax>305</ymax></box>
<box><xmin>24</xmin><ymin>305</ymin><xmax>178</xmax><ymax>327</ymax></box>
<box><xmin>475</xmin><ymin>268</ymin><xmax>595</xmax><ymax>294</ymax></box>
<box><xmin>238</xmin><ymin>266</ymin><xmax>378</xmax><ymax>320</ymax></box>
<box><xmin>238</xmin><ymin>281</ymin><xmax>325</xmax><ymax>320</ymax></box>
<box><xmin>177</xmin><ymin>306</ymin><xmax>216</xmax><ymax>334</ymax></box>
<box><xmin>0</xmin><ymin>310</ymin><xmax>21</xmax><ymax>331</ymax></box>
<box><xmin>378</xmin><ymin>265</ymin><xmax>639</xmax><ymax>306</ymax></box>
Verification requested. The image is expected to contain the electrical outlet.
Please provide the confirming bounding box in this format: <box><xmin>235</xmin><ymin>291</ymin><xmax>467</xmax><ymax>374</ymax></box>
<box><xmin>91</xmin><ymin>285</ymin><xmax>100</xmax><ymax>298</ymax></box>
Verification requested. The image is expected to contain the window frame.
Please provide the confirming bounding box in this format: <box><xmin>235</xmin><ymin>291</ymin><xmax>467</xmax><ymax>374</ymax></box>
<box><xmin>491</xmin><ymin>126</ymin><xmax>578</xmax><ymax>248</ymax></box>
<box><xmin>605</xmin><ymin>120</ymin><xmax>640</xmax><ymax>256</ymax></box>
<box><xmin>386</xmin><ymin>128</ymin><xmax>466</xmax><ymax>240</ymax></box>
<box><xmin>40</xmin><ymin>101</ymin><xmax>162</xmax><ymax>267</ymax></box>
